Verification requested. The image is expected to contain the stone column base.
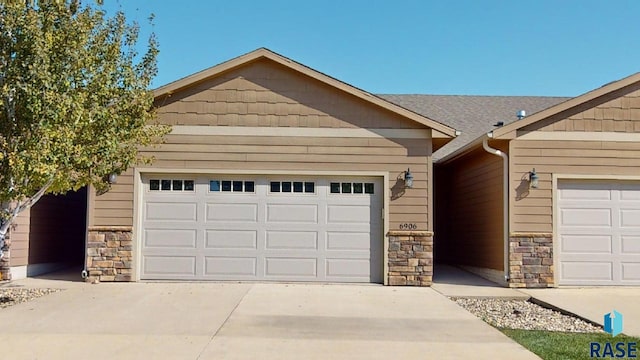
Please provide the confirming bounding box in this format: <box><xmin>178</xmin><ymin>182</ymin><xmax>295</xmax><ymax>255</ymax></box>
<box><xmin>0</xmin><ymin>230</ymin><xmax>11</xmax><ymax>281</ymax></box>
<box><xmin>0</xmin><ymin>257</ymin><xmax>10</xmax><ymax>281</ymax></box>
<box><xmin>86</xmin><ymin>226</ymin><xmax>133</xmax><ymax>283</ymax></box>
<box><xmin>387</xmin><ymin>231</ymin><xmax>433</xmax><ymax>286</ymax></box>
<box><xmin>508</xmin><ymin>233</ymin><xmax>553</xmax><ymax>288</ymax></box>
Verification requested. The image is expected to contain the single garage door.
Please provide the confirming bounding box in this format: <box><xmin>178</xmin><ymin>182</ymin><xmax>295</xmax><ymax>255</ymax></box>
<box><xmin>140</xmin><ymin>175</ymin><xmax>383</xmax><ymax>282</ymax></box>
<box><xmin>557</xmin><ymin>180</ymin><xmax>640</xmax><ymax>285</ymax></box>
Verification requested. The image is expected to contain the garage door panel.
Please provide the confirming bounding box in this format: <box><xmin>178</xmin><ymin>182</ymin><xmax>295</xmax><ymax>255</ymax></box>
<box><xmin>622</xmin><ymin>236</ymin><xmax>640</xmax><ymax>253</ymax></box>
<box><xmin>205</xmin><ymin>230</ymin><xmax>257</xmax><ymax>249</ymax></box>
<box><xmin>326</xmin><ymin>259</ymin><xmax>370</xmax><ymax>277</ymax></box>
<box><xmin>206</xmin><ymin>203</ymin><xmax>258</xmax><ymax>222</ymax></box>
<box><xmin>619</xmin><ymin>187</ymin><xmax>640</xmax><ymax>200</ymax></box>
<box><xmin>265</xmin><ymin>231</ymin><xmax>318</xmax><ymax>250</ymax></box>
<box><xmin>143</xmin><ymin>256</ymin><xmax>196</xmax><ymax>276</ymax></box>
<box><xmin>560</xmin><ymin>235</ymin><xmax>612</xmax><ymax>254</ymax></box>
<box><xmin>326</xmin><ymin>232</ymin><xmax>370</xmax><ymax>250</ymax></box>
<box><xmin>327</xmin><ymin>205</ymin><xmax>371</xmax><ymax>224</ymax></box>
<box><xmin>265</xmin><ymin>258</ymin><xmax>317</xmax><ymax>277</ymax></box>
<box><xmin>560</xmin><ymin>208</ymin><xmax>611</xmax><ymax>227</ymax></box>
<box><xmin>561</xmin><ymin>261</ymin><xmax>613</xmax><ymax>281</ymax></box>
<box><xmin>620</xmin><ymin>210</ymin><xmax>640</xmax><ymax>227</ymax></box>
<box><xmin>146</xmin><ymin>202</ymin><xmax>197</xmax><ymax>221</ymax></box>
<box><xmin>558</xmin><ymin>181</ymin><xmax>640</xmax><ymax>286</ymax></box>
<box><xmin>266</xmin><ymin>204</ymin><xmax>318</xmax><ymax>223</ymax></box>
<box><xmin>621</xmin><ymin>263</ymin><xmax>640</xmax><ymax>281</ymax></box>
<box><xmin>144</xmin><ymin>229</ymin><xmax>197</xmax><ymax>248</ymax></box>
<box><xmin>559</xmin><ymin>187</ymin><xmax>611</xmax><ymax>200</ymax></box>
<box><xmin>204</xmin><ymin>257</ymin><xmax>257</xmax><ymax>276</ymax></box>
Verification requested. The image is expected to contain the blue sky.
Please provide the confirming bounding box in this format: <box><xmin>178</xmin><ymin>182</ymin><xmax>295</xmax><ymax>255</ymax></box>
<box><xmin>103</xmin><ymin>1</ymin><xmax>640</xmax><ymax>96</ymax></box>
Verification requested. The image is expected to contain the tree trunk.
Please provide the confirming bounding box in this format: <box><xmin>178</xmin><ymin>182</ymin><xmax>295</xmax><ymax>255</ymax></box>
<box><xmin>0</xmin><ymin>212</ymin><xmax>15</xmax><ymax>259</ymax></box>
<box><xmin>0</xmin><ymin>210</ymin><xmax>12</xmax><ymax>259</ymax></box>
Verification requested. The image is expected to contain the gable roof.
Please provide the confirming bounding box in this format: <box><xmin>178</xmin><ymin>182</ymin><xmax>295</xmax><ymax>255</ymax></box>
<box><xmin>379</xmin><ymin>94</ymin><xmax>568</xmax><ymax>160</ymax></box>
<box><xmin>490</xmin><ymin>72</ymin><xmax>640</xmax><ymax>139</ymax></box>
<box><xmin>154</xmin><ymin>48</ymin><xmax>457</xmax><ymax>138</ymax></box>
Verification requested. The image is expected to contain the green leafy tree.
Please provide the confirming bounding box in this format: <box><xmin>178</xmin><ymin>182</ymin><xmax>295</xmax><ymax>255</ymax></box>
<box><xmin>0</xmin><ymin>0</ymin><xmax>169</xmax><ymax>258</ymax></box>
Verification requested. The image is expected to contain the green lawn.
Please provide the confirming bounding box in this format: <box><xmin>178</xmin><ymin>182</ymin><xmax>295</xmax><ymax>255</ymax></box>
<box><xmin>500</xmin><ymin>329</ymin><xmax>640</xmax><ymax>360</ymax></box>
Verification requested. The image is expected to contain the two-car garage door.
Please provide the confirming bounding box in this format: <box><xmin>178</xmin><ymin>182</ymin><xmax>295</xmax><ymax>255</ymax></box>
<box><xmin>140</xmin><ymin>175</ymin><xmax>383</xmax><ymax>283</ymax></box>
<box><xmin>558</xmin><ymin>180</ymin><xmax>640</xmax><ymax>285</ymax></box>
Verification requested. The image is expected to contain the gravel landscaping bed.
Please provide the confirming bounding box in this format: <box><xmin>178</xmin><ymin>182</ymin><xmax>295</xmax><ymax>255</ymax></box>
<box><xmin>0</xmin><ymin>287</ymin><xmax>62</xmax><ymax>309</ymax></box>
<box><xmin>453</xmin><ymin>298</ymin><xmax>604</xmax><ymax>333</ymax></box>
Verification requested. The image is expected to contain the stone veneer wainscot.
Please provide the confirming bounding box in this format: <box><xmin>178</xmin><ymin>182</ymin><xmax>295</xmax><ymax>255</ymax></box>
<box><xmin>86</xmin><ymin>226</ymin><xmax>133</xmax><ymax>283</ymax></box>
<box><xmin>508</xmin><ymin>233</ymin><xmax>553</xmax><ymax>288</ymax></box>
<box><xmin>0</xmin><ymin>229</ymin><xmax>11</xmax><ymax>280</ymax></box>
<box><xmin>387</xmin><ymin>231</ymin><xmax>433</xmax><ymax>286</ymax></box>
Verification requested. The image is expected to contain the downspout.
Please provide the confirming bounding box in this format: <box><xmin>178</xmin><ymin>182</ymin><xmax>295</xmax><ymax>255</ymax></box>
<box><xmin>482</xmin><ymin>133</ymin><xmax>510</xmax><ymax>283</ymax></box>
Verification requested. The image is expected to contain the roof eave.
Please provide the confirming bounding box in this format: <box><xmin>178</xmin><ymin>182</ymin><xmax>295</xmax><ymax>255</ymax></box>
<box><xmin>435</xmin><ymin>132</ymin><xmax>489</xmax><ymax>164</ymax></box>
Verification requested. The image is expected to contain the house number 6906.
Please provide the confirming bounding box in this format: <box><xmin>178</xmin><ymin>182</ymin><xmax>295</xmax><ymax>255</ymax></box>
<box><xmin>399</xmin><ymin>223</ymin><xmax>417</xmax><ymax>230</ymax></box>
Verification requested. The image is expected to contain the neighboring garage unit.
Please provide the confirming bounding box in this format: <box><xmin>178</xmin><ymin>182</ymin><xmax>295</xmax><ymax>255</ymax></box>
<box><xmin>557</xmin><ymin>180</ymin><xmax>640</xmax><ymax>286</ymax></box>
<box><xmin>141</xmin><ymin>175</ymin><xmax>383</xmax><ymax>282</ymax></box>
<box><xmin>428</xmin><ymin>70</ymin><xmax>640</xmax><ymax>288</ymax></box>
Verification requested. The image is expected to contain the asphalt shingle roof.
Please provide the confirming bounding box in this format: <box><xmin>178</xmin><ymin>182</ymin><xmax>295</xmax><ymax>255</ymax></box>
<box><xmin>377</xmin><ymin>95</ymin><xmax>570</xmax><ymax>161</ymax></box>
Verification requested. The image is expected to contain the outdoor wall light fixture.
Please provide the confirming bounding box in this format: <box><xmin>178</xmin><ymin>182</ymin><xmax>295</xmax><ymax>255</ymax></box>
<box><xmin>404</xmin><ymin>168</ymin><xmax>414</xmax><ymax>189</ymax></box>
<box><xmin>108</xmin><ymin>173</ymin><xmax>118</xmax><ymax>184</ymax></box>
<box><xmin>529</xmin><ymin>168</ymin><xmax>539</xmax><ymax>189</ymax></box>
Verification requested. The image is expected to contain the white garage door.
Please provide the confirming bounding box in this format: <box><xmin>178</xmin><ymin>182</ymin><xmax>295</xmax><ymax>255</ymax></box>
<box><xmin>558</xmin><ymin>180</ymin><xmax>640</xmax><ymax>285</ymax></box>
<box><xmin>140</xmin><ymin>175</ymin><xmax>383</xmax><ymax>283</ymax></box>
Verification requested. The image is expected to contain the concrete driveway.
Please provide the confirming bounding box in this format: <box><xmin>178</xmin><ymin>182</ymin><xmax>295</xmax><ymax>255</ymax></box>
<box><xmin>521</xmin><ymin>287</ymin><xmax>640</xmax><ymax>337</ymax></box>
<box><xmin>0</xmin><ymin>281</ymin><xmax>539</xmax><ymax>360</ymax></box>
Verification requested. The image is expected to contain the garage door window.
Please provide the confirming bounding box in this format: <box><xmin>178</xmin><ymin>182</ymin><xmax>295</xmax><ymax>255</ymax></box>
<box><xmin>149</xmin><ymin>179</ymin><xmax>194</xmax><ymax>192</ymax></box>
<box><xmin>209</xmin><ymin>180</ymin><xmax>255</xmax><ymax>193</ymax></box>
<box><xmin>330</xmin><ymin>182</ymin><xmax>374</xmax><ymax>194</ymax></box>
<box><xmin>270</xmin><ymin>181</ymin><xmax>315</xmax><ymax>194</ymax></box>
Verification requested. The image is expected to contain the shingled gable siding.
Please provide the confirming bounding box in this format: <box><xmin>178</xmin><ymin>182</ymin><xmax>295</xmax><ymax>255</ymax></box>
<box><xmin>155</xmin><ymin>59</ymin><xmax>425</xmax><ymax>130</ymax></box>
<box><xmin>510</xmin><ymin>86</ymin><xmax>640</xmax><ymax>235</ymax></box>
<box><xmin>90</xmin><ymin>58</ymin><xmax>438</xmax><ymax>283</ymax></box>
<box><xmin>438</xmin><ymin>146</ymin><xmax>505</xmax><ymax>271</ymax></box>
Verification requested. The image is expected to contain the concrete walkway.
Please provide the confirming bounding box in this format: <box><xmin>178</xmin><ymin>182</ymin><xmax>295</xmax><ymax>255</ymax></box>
<box><xmin>432</xmin><ymin>265</ymin><xmax>528</xmax><ymax>299</ymax></box>
<box><xmin>0</xmin><ymin>278</ymin><xmax>539</xmax><ymax>360</ymax></box>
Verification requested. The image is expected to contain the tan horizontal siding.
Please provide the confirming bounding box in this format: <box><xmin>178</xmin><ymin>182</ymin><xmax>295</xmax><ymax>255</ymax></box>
<box><xmin>94</xmin><ymin>135</ymin><xmax>431</xmax><ymax>230</ymax></box>
<box><xmin>9</xmin><ymin>208</ymin><xmax>30</xmax><ymax>266</ymax></box>
<box><xmin>514</xmin><ymin>155</ymin><xmax>640</xmax><ymax>167</ymax></box>
<box><xmin>139</xmin><ymin>151</ymin><xmax>424</xmax><ymax>165</ymax></box>
<box><xmin>438</xmin><ymin>148</ymin><xmax>504</xmax><ymax>270</ymax></box>
<box><xmin>94</xmin><ymin>171</ymin><xmax>135</xmax><ymax>226</ymax></box>
<box><xmin>512</xmin><ymin>147</ymin><xmax>640</xmax><ymax>158</ymax></box>
<box><xmin>513</xmin><ymin>206</ymin><xmax>551</xmax><ymax>215</ymax></box>
<box><xmin>146</xmin><ymin>143</ymin><xmax>413</xmax><ymax>156</ymax></box>
<box><xmin>511</xmin><ymin>139</ymin><xmax>640</xmax><ymax>233</ymax></box>
<box><xmin>388</xmin><ymin>196</ymin><xmax>429</xmax><ymax>206</ymax></box>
